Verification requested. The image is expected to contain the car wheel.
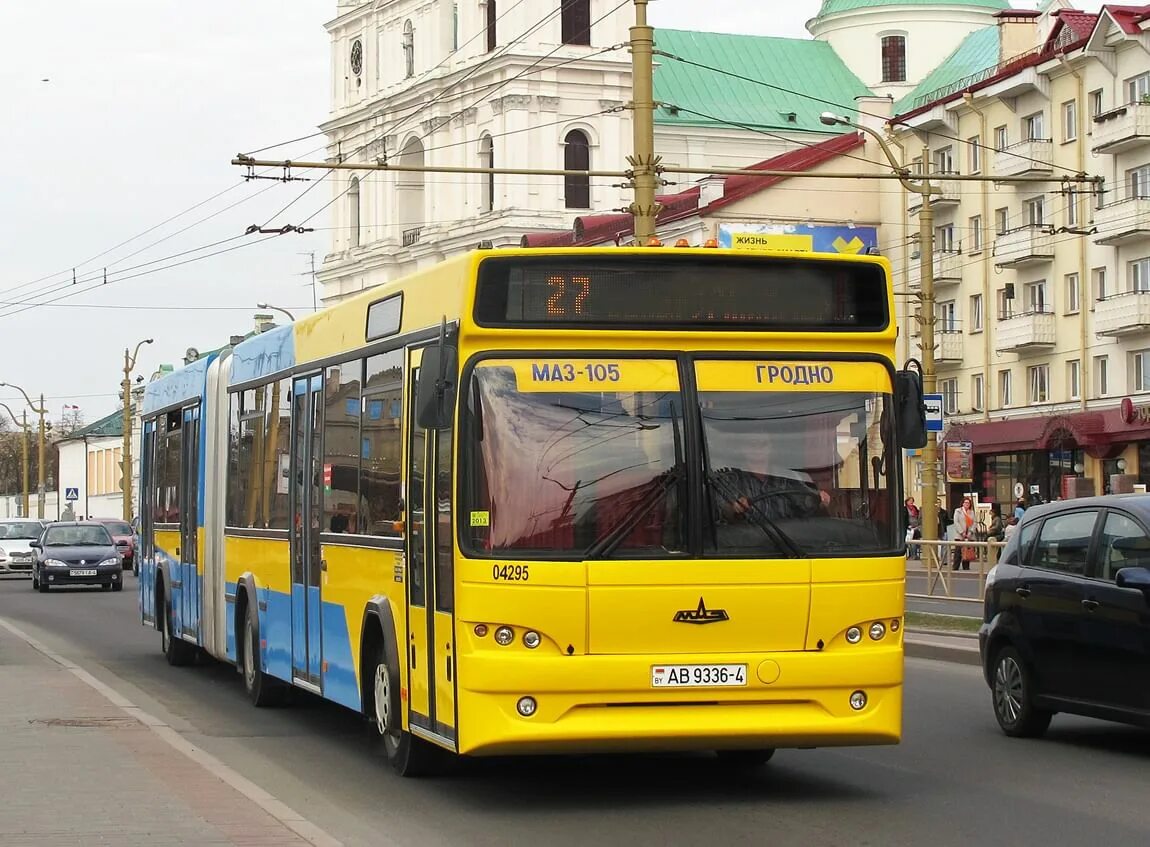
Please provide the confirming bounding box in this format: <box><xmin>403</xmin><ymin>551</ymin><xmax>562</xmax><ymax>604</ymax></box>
<box><xmin>715</xmin><ymin>749</ymin><xmax>776</xmax><ymax>768</ymax></box>
<box><xmin>992</xmin><ymin>646</ymin><xmax>1052</xmax><ymax>738</ymax></box>
<box><xmin>31</xmin><ymin>571</ymin><xmax>39</xmax><ymax>590</ymax></box>
<box><xmin>37</xmin><ymin>571</ymin><xmax>49</xmax><ymax>593</ymax></box>
<box><xmin>367</xmin><ymin>640</ymin><xmax>441</xmax><ymax>777</ymax></box>
<box><xmin>112</xmin><ymin>580</ymin><xmax>123</xmax><ymax>592</ymax></box>
<box><xmin>242</xmin><ymin>604</ymin><xmax>286</xmax><ymax>707</ymax></box>
<box><xmin>101</xmin><ymin>583</ymin><xmax>112</xmax><ymax>592</ymax></box>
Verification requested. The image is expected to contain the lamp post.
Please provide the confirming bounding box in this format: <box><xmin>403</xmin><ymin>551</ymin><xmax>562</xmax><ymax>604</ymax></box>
<box><xmin>256</xmin><ymin>303</ymin><xmax>296</xmax><ymax>322</ymax></box>
<box><xmin>820</xmin><ymin>112</ymin><xmax>942</xmax><ymax>543</ymax></box>
<box><xmin>0</xmin><ymin>401</ymin><xmax>30</xmax><ymax>518</ymax></box>
<box><xmin>0</xmin><ymin>383</ymin><xmax>48</xmax><ymax>520</ymax></box>
<box><xmin>122</xmin><ymin>339</ymin><xmax>153</xmax><ymax>522</ymax></box>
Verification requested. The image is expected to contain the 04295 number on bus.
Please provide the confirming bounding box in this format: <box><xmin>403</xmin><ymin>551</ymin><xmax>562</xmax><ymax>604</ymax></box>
<box><xmin>492</xmin><ymin>564</ymin><xmax>530</xmax><ymax>582</ymax></box>
<box><xmin>530</xmin><ymin>363</ymin><xmax>620</xmax><ymax>383</ymax></box>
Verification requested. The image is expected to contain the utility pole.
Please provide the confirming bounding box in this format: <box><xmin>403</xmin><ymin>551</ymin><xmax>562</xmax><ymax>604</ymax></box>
<box><xmin>122</xmin><ymin>339</ymin><xmax>154</xmax><ymax>522</ymax></box>
<box><xmin>300</xmin><ymin>252</ymin><xmax>318</xmax><ymax>311</ymax></box>
<box><xmin>2</xmin><ymin>383</ymin><xmax>48</xmax><ymax>520</ymax></box>
<box><xmin>0</xmin><ymin>402</ymin><xmax>30</xmax><ymax>518</ymax></box>
<box><xmin>627</xmin><ymin>0</ymin><xmax>660</xmax><ymax>241</ymax></box>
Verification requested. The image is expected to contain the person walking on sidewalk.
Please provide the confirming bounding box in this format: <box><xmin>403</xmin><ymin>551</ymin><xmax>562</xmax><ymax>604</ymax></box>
<box><xmin>953</xmin><ymin>497</ymin><xmax>976</xmax><ymax>571</ymax></box>
<box><xmin>905</xmin><ymin>497</ymin><xmax>921</xmax><ymax>559</ymax></box>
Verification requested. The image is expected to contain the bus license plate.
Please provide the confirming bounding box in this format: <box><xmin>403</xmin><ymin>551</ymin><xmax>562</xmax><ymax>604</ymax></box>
<box><xmin>651</xmin><ymin>664</ymin><xmax>747</xmax><ymax>688</ymax></box>
<box><xmin>69</xmin><ymin>569</ymin><xmax>97</xmax><ymax>577</ymax></box>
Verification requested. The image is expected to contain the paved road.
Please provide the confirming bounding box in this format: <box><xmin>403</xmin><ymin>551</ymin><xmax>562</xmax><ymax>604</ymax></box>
<box><xmin>2</xmin><ymin>574</ymin><xmax>1148</xmax><ymax>847</ymax></box>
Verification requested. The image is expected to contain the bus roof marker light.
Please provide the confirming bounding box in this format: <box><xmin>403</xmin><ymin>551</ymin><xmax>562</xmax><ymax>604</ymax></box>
<box><xmin>646</xmin><ymin>237</ymin><xmax>663</xmax><ymax>247</ymax></box>
<box><xmin>494</xmin><ymin>626</ymin><xmax>514</xmax><ymax>646</ymax></box>
<box><xmin>674</xmin><ymin>239</ymin><xmax>690</xmax><ymax>247</ymax></box>
<box><xmin>703</xmin><ymin>239</ymin><xmax>719</xmax><ymax>248</ymax></box>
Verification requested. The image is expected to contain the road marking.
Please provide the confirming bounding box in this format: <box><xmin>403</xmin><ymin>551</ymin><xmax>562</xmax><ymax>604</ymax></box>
<box><xmin>0</xmin><ymin>615</ymin><xmax>345</xmax><ymax>847</ymax></box>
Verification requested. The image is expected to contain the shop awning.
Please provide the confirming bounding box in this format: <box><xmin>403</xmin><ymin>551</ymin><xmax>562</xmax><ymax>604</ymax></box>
<box><xmin>943</xmin><ymin>409</ymin><xmax>1133</xmax><ymax>457</ymax></box>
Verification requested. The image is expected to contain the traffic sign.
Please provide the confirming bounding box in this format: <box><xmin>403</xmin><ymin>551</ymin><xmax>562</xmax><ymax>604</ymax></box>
<box><xmin>923</xmin><ymin>394</ymin><xmax>944</xmax><ymax>433</ymax></box>
<box><xmin>65</xmin><ymin>487</ymin><xmax>79</xmax><ymax>501</ymax></box>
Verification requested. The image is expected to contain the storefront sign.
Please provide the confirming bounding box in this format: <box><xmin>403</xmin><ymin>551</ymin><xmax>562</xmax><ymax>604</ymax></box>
<box><xmin>1120</xmin><ymin>396</ymin><xmax>1150</xmax><ymax>425</ymax></box>
<box><xmin>717</xmin><ymin>223</ymin><xmax>879</xmax><ymax>255</ymax></box>
<box><xmin>945</xmin><ymin>442</ymin><xmax>974</xmax><ymax>483</ymax></box>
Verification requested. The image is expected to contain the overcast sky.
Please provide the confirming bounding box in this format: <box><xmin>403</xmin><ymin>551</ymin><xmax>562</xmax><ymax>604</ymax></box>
<box><xmin>0</xmin><ymin>0</ymin><xmax>1080</xmax><ymax>424</ymax></box>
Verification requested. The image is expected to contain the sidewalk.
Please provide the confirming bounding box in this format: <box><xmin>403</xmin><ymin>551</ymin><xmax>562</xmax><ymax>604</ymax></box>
<box><xmin>0</xmin><ymin>623</ymin><xmax>323</xmax><ymax>847</ymax></box>
<box><xmin>904</xmin><ymin>629</ymin><xmax>981</xmax><ymax>667</ymax></box>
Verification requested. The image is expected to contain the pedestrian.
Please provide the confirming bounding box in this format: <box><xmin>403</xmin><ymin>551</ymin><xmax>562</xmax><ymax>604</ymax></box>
<box><xmin>935</xmin><ymin>497</ymin><xmax>952</xmax><ymax>567</ymax></box>
<box><xmin>985</xmin><ymin>503</ymin><xmax>1005</xmax><ymax>543</ymax></box>
<box><xmin>1014</xmin><ymin>498</ymin><xmax>1026</xmax><ymax>521</ymax></box>
<box><xmin>952</xmin><ymin>496</ymin><xmax>976</xmax><ymax>571</ymax></box>
<box><xmin>905</xmin><ymin>497</ymin><xmax>921</xmax><ymax>558</ymax></box>
<box><xmin>61</xmin><ymin>503</ymin><xmax>75</xmax><ymax>521</ymax></box>
<box><xmin>1003</xmin><ymin>516</ymin><xmax>1019</xmax><ymax>543</ymax></box>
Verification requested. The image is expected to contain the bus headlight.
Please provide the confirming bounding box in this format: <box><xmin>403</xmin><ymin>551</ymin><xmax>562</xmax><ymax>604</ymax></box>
<box><xmin>845</xmin><ymin>626</ymin><xmax>862</xmax><ymax>644</ymax></box>
<box><xmin>523</xmin><ymin>630</ymin><xmax>541</xmax><ymax>649</ymax></box>
<box><xmin>850</xmin><ymin>690</ymin><xmax>868</xmax><ymax>711</ymax></box>
<box><xmin>869</xmin><ymin>622</ymin><xmax>886</xmax><ymax>641</ymax></box>
<box><xmin>516</xmin><ymin>696</ymin><xmax>537</xmax><ymax>717</ymax></box>
<box><xmin>494</xmin><ymin>626</ymin><xmax>515</xmax><ymax>646</ymax></box>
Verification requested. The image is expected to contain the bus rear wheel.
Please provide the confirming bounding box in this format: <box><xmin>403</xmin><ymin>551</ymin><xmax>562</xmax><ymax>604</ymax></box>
<box><xmin>161</xmin><ymin>595</ymin><xmax>197</xmax><ymax>667</ymax></box>
<box><xmin>715</xmin><ymin>749</ymin><xmax>776</xmax><ymax>768</ymax></box>
<box><xmin>368</xmin><ymin>642</ymin><xmax>440</xmax><ymax>777</ymax></box>
<box><xmin>242</xmin><ymin>605</ymin><xmax>286</xmax><ymax>707</ymax></box>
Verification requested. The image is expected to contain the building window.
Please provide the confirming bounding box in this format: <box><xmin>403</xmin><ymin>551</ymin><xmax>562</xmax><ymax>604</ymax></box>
<box><xmin>972</xmin><ymin>374</ymin><xmax>985</xmax><ymax>411</ymax></box>
<box><xmin>933</xmin><ymin>146</ymin><xmax>954</xmax><ymax>175</ymax></box>
<box><xmin>969</xmin><ymin>215</ymin><xmax>982</xmax><ymax>252</ymax></box>
<box><xmin>402</xmin><ymin>20</ymin><xmax>415</xmax><ymax>78</ymax></box>
<box><xmin>563</xmin><ymin>129</ymin><xmax>591</xmax><ymax>209</ymax></box>
<box><xmin>1127</xmin><ymin>164</ymin><xmax>1150</xmax><ymax>199</ymax></box>
<box><xmin>1028</xmin><ymin>364</ymin><xmax>1050</xmax><ymax>403</ymax></box>
<box><xmin>994</xmin><ymin>125</ymin><xmax>1008</xmax><ymax>151</ymax></box>
<box><xmin>1130</xmin><ymin>257</ymin><xmax>1150</xmax><ymax>293</ymax></box>
<box><xmin>348</xmin><ymin>176</ymin><xmax>361</xmax><ymax>248</ymax></box>
<box><xmin>995</xmin><ymin>207</ymin><xmax>1009</xmax><ymax>234</ymax></box>
<box><xmin>1093</xmin><ymin>266</ymin><xmax>1108</xmax><ymax>302</ymax></box>
<box><xmin>453</xmin><ymin>3</ymin><xmax>459</xmax><ymax>51</ymax></box>
<box><xmin>479</xmin><ymin>134</ymin><xmax>494</xmax><ymax>212</ymax></box>
<box><xmin>941</xmin><ymin>378</ymin><xmax>959</xmax><ymax>415</ymax></box>
<box><xmin>936</xmin><ymin>223</ymin><xmax>955</xmax><ymax>253</ymax></box>
<box><xmin>968</xmin><ymin>137</ymin><xmax>981</xmax><ymax>174</ymax></box>
<box><xmin>1127</xmin><ymin>72</ymin><xmax>1150</xmax><ymax>105</ymax></box>
<box><xmin>485</xmin><ymin>1</ymin><xmax>497</xmax><ymax>52</ymax></box>
<box><xmin>881</xmin><ymin>35</ymin><xmax>906</xmax><ymax>83</ymax></box>
<box><xmin>1135</xmin><ymin>351</ymin><xmax>1150</xmax><ymax>393</ymax></box>
<box><xmin>1000</xmin><ymin>369</ymin><xmax>1013</xmax><ymax>408</ymax></box>
<box><xmin>1062</xmin><ymin>100</ymin><xmax>1077</xmax><ymax>142</ymax></box>
<box><xmin>1068</xmin><ymin>359</ymin><xmax>1081</xmax><ymax>400</ymax></box>
<box><xmin>1095</xmin><ymin>355</ymin><xmax>1110</xmax><ymax>397</ymax></box>
<box><xmin>1025</xmin><ymin>196</ymin><xmax>1046</xmax><ymax>226</ymax></box>
<box><xmin>1024</xmin><ymin>280</ymin><xmax>1048</xmax><ymax>313</ymax></box>
<box><xmin>1023</xmin><ymin>112</ymin><xmax>1046</xmax><ymax>141</ymax></box>
<box><xmin>970</xmin><ymin>293</ymin><xmax>983</xmax><ymax>332</ymax></box>
<box><xmin>997</xmin><ymin>287</ymin><xmax>1014</xmax><ymax>320</ymax></box>
<box><xmin>1090</xmin><ymin>88</ymin><xmax>1104</xmax><ymax>118</ymax></box>
<box><xmin>561</xmin><ymin>0</ymin><xmax>591</xmax><ymax>46</ymax></box>
<box><xmin>1066</xmin><ymin>189</ymin><xmax>1079</xmax><ymax>227</ymax></box>
<box><xmin>1065</xmin><ymin>272</ymin><xmax>1080</xmax><ymax>314</ymax></box>
<box><xmin>938</xmin><ymin>299</ymin><xmax>957</xmax><ymax>332</ymax></box>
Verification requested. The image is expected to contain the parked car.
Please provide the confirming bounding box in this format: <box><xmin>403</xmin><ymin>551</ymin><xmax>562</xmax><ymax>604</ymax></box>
<box><xmin>0</xmin><ymin>520</ymin><xmax>46</xmax><ymax>574</ymax></box>
<box><xmin>979</xmin><ymin>494</ymin><xmax>1150</xmax><ymax>737</ymax></box>
<box><xmin>30</xmin><ymin>522</ymin><xmax>123</xmax><ymax>592</ymax></box>
<box><xmin>91</xmin><ymin>517</ymin><xmax>138</xmax><ymax>574</ymax></box>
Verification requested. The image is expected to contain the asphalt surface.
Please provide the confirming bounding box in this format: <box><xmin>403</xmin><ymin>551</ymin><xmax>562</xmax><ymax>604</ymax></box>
<box><xmin>2</xmin><ymin>573</ymin><xmax>1148</xmax><ymax>847</ymax></box>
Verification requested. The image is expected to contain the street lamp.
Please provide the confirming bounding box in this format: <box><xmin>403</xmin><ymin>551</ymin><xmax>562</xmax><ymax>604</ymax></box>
<box><xmin>0</xmin><ymin>401</ymin><xmax>30</xmax><ymax>518</ymax></box>
<box><xmin>821</xmin><ymin>112</ymin><xmax>943</xmax><ymax>543</ymax></box>
<box><xmin>256</xmin><ymin>303</ymin><xmax>296</xmax><ymax>322</ymax></box>
<box><xmin>122</xmin><ymin>339</ymin><xmax>153</xmax><ymax>522</ymax></box>
<box><xmin>0</xmin><ymin>382</ymin><xmax>48</xmax><ymax>520</ymax></box>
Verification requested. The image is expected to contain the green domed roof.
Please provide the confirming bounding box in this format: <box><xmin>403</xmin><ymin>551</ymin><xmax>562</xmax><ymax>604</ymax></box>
<box><xmin>818</xmin><ymin>0</ymin><xmax>1010</xmax><ymax>16</ymax></box>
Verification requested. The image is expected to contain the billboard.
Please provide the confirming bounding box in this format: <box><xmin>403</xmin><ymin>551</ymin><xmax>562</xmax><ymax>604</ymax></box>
<box><xmin>717</xmin><ymin>223</ymin><xmax>880</xmax><ymax>255</ymax></box>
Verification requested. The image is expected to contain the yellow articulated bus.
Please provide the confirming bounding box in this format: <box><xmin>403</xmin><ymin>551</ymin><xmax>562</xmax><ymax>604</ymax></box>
<box><xmin>138</xmin><ymin>246</ymin><xmax>926</xmax><ymax>775</ymax></box>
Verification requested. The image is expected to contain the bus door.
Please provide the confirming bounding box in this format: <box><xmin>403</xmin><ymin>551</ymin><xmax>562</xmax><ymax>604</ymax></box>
<box><xmin>290</xmin><ymin>375</ymin><xmax>324</xmax><ymax>690</ymax></box>
<box><xmin>405</xmin><ymin>348</ymin><xmax>457</xmax><ymax>745</ymax></box>
<box><xmin>179</xmin><ymin>405</ymin><xmax>201</xmax><ymax>640</ymax></box>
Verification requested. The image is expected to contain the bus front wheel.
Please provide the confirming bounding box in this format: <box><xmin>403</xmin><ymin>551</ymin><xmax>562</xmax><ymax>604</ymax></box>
<box><xmin>242</xmin><ymin>605</ymin><xmax>286</xmax><ymax>707</ymax></box>
<box><xmin>162</xmin><ymin>594</ymin><xmax>197</xmax><ymax>667</ymax></box>
<box><xmin>369</xmin><ymin>642</ymin><xmax>440</xmax><ymax>777</ymax></box>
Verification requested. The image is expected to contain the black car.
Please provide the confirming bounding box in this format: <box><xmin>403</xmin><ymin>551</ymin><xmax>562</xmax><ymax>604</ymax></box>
<box><xmin>979</xmin><ymin>494</ymin><xmax>1150</xmax><ymax>737</ymax></box>
<box><xmin>30</xmin><ymin>522</ymin><xmax>124</xmax><ymax>593</ymax></box>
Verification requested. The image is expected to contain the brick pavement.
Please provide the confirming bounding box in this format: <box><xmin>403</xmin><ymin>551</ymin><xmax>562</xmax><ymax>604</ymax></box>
<box><xmin>0</xmin><ymin>628</ymin><xmax>318</xmax><ymax>847</ymax></box>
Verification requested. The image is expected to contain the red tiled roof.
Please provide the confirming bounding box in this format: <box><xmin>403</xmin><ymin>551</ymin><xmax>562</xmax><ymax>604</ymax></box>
<box><xmin>1056</xmin><ymin>10</ymin><xmax>1101</xmax><ymax>40</ymax></box>
<box><xmin>522</xmin><ymin>132</ymin><xmax>865</xmax><ymax>248</ymax></box>
<box><xmin>1105</xmin><ymin>5</ymin><xmax>1150</xmax><ymax>35</ymax></box>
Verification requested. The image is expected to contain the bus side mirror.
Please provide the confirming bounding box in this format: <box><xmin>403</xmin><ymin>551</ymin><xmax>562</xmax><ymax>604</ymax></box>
<box><xmin>894</xmin><ymin>369</ymin><xmax>927</xmax><ymax>449</ymax></box>
<box><xmin>416</xmin><ymin>344</ymin><xmax>458</xmax><ymax>431</ymax></box>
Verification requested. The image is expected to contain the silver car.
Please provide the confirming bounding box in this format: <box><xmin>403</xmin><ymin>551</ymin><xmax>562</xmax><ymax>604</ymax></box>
<box><xmin>0</xmin><ymin>520</ymin><xmax>46</xmax><ymax>574</ymax></box>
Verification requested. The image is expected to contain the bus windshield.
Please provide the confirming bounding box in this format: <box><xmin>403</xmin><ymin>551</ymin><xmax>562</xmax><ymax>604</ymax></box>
<box><xmin>463</xmin><ymin>357</ymin><xmax>897</xmax><ymax>559</ymax></box>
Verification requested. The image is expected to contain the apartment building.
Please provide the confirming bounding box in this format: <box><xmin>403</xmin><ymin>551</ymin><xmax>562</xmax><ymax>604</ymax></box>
<box><xmin>887</xmin><ymin>4</ymin><xmax>1150</xmax><ymax>506</ymax></box>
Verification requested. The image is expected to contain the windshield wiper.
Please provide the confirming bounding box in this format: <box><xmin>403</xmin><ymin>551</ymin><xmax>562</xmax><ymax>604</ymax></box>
<box><xmin>584</xmin><ymin>466</ymin><xmax>684</xmax><ymax>560</ymax></box>
<box><xmin>703</xmin><ymin>468</ymin><xmax>804</xmax><ymax>559</ymax></box>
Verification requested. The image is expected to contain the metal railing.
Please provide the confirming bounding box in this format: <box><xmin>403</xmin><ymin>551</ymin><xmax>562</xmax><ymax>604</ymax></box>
<box><xmin>906</xmin><ymin>538</ymin><xmax>1005</xmax><ymax>604</ymax></box>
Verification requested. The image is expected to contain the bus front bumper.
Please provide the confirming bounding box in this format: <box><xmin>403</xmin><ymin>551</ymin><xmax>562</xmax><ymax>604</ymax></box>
<box><xmin>454</xmin><ymin>646</ymin><xmax>903</xmax><ymax>757</ymax></box>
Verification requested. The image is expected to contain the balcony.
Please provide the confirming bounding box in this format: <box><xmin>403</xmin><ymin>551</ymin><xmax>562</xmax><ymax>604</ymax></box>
<box><xmin>908</xmin><ymin>250</ymin><xmax>963</xmax><ymax>290</ymax></box>
<box><xmin>1094</xmin><ymin>197</ymin><xmax>1150</xmax><ymax>245</ymax></box>
<box><xmin>912</xmin><ymin>330</ymin><xmax>964</xmax><ymax>365</ymax></box>
<box><xmin>1092</xmin><ymin>104</ymin><xmax>1150</xmax><ymax>154</ymax></box>
<box><xmin>908</xmin><ymin>178</ymin><xmax>961</xmax><ymax>213</ymax></box>
<box><xmin>994</xmin><ymin>225</ymin><xmax>1055</xmax><ymax>268</ymax></box>
<box><xmin>995</xmin><ymin>310</ymin><xmax>1056</xmax><ymax>353</ymax></box>
<box><xmin>994</xmin><ymin>139</ymin><xmax>1053</xmax><ymax>177</ymax></box>
<box><xmin>1095</xmin><ymin>291</ymin><xmax>1150</xmax><ymax>336</ymax></box>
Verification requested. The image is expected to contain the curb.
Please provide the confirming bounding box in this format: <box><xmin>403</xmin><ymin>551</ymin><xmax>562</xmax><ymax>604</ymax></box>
<box><xmin>905</xmin><ymin>637</ymin><xmax>981</xmax><ymax>667</ymax></box>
